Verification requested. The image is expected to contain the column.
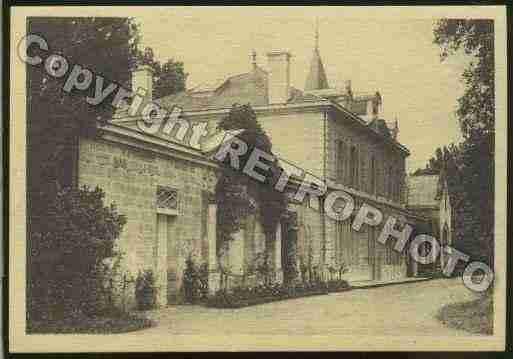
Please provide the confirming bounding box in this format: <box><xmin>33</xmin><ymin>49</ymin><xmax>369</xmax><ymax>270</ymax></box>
<box><xmin>207</xmin><ymin>202</ymin><xmax>220</xmax><ymax>295</ymax></box>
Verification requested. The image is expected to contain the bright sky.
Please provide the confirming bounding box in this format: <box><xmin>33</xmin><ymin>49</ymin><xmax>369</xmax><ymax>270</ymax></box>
<box><xmin>135</xmin><ymin>7</ymin><xmax>470</xmax><ymax>172</ymax></box>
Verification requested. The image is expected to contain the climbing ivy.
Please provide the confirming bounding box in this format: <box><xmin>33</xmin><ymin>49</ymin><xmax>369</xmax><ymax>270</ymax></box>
<box><xmin>215</xmin><ymin>104</ymin><xmax>287</xmax><ymax>265</ymax></box>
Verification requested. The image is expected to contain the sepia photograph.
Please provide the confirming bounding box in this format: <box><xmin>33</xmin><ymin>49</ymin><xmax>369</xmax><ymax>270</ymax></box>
<box><xmin>8</xmin><ymin>5</ymin><xmax>507</xmax><ymax>352</ymax></box>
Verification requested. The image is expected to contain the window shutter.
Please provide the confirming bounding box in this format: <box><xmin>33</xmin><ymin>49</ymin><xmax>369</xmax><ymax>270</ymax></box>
<box><xmin>370</xmin><ymin>155</ymin><xmax>376</xmax><ymax>195</ymax></box>
<box><xmin>334</xmin><ymin>140</ymin><xmax>339</xmax><ymax>181</ymax></box>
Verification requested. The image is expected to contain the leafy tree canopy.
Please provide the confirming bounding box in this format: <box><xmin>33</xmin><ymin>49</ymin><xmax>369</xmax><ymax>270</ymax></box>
<box><xmin>136</xmin><ymin>46</ymin><xmax>188</xmax><ymax>99</ymax></box>
<box><xmin>434</xmin><ymin>19</ymin><xmax>494</xmax><ymax>140</ymax></box>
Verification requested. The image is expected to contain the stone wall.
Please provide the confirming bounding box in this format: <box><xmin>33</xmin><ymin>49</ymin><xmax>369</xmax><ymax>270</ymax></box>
<box><xmin>78</xmin><ymin>136</ymin><xmax>217</xmax><ymax>308</ymax></box>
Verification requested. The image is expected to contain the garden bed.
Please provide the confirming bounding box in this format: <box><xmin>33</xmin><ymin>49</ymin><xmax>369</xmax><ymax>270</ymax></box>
<box><xmin>206</xmin><ymin>280</ymin><xmax>351</xmax><ymax>309</ymax></box>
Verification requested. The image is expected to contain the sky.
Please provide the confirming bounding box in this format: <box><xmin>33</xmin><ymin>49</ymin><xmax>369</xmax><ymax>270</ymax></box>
<box><xmin>135</xmin><ymin>7</ymin><xmax>470</xmax><ymax>173</ymax></box>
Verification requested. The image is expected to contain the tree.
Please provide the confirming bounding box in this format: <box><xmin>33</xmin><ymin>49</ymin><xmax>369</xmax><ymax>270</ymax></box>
<box><xmin>215</xmin><ymin>104</ymin><xmax>287</xmax><ymax>280</ymax></box>
<box><xmin>27</xmin><ymin>17</ymin><xmax>138</xmax><ymax>322</ymax></box>
<box><xmin>27</xmin><ymin>17</ymin><xmax>139</xmax><ymax>215</ymax></box>
<box><xmin>432</xmin><ymin>19</ymin><xmax>494</xmax><ymax>266</ymax></box>
<box><xmin>136</xmin><ymin>46</ymin><xmax>188</xmax><ymax>98</ymax></box>
<box><xmin>434</xmin><ymin>19</ymin><xmax>494</xmax><ymax>139</ymax></box>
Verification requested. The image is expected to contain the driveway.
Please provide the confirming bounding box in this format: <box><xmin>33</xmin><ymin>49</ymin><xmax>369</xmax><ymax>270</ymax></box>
<box><xmin>130</xmin><ymin>278</ymin><xmax>486</xmax><ymax>336</ymax></box>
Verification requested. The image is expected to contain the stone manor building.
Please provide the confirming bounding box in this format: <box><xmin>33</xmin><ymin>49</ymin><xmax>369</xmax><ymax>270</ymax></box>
<box><xmin>73</xmin><ymin>34</ymin><xmax>450</xmax><ymax>307</ymax></box>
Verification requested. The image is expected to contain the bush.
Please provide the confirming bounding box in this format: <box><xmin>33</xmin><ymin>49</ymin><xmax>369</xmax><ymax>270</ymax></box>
<box><xmin>135</xmin><ymin>270</ymin><xmax>157</xmax><ymax>310</ymax></box>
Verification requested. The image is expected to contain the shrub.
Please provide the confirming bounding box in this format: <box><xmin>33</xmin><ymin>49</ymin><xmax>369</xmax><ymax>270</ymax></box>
<box><xmin>182</xmin><ymin>256</ymin><xmax>196</xmax><ymax>303</ymax></box>
<box><xmin>182</xmin><ymin>255</ymin><xmax>210</xmax><ymax>304</ymax></box>
<box><xmin>28</xmin><ymin>186</ymin><xmax>126</xmax><ymax>320</ymax></box>
<box><xmin>135</xmin><ymin>270</ymin><xmax>157</xmax><ymax>310</ymax></box>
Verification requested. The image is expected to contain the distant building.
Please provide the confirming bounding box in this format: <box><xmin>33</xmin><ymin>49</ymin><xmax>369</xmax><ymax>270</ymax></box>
<box><xmin>407</xmin><ymin>174</ymin><xmax>452</xmax><ymax>273</ymax></box>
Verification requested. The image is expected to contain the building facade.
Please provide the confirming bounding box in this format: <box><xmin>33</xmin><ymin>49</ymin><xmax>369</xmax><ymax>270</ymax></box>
<box><xmin>72</xmin><ymin>37</ymin><xmax>441</xmax><ymax>308</ymax></box>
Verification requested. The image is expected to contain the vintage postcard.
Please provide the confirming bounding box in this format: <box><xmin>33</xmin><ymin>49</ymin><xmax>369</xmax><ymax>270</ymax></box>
<box><xmin>8</xmin><ymin>5</ymin><xmax>507</xmax><ymax>352</ymax></box>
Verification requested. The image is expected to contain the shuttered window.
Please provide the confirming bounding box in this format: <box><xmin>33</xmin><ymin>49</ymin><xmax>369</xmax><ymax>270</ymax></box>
<box><xmin>336</xmin><ymin>140</ymin><xmax>345</xmax><ymax>183</ymax></box>
<box><xmin>370</xmin><ymin>155</ymin><xmax>376</xmax><ymax>195</ymax></box>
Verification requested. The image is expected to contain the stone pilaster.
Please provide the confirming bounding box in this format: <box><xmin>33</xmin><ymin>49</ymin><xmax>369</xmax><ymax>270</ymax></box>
<box><xmin>155</xmin><ymin>214</ymin><xmax>168</xmax><ymax>307</ymax></box>
<box><xmin>230</xmin><ymin>229</ymin><xmax>245</xmax><ymax>275</ymax></box>
<box><xmin>207</xmin><ymin>202</ymin><xmax>220</xmax><ymax>295</ymax></box>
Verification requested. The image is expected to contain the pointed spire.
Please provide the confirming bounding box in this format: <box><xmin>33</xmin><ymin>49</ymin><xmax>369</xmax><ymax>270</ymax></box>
<box><xmin>305</xmin><ymin>19</ymin><xmax>329</xmax><ymax>91</ymax></box>
<box><xmin>251</xmin><ymin>50</ymin><xmax>257</xmax><ymax>70</ymax></box>
<box><xmin>391</xmin><ymin>117</ymin><xmax>399</xmax><ymax>140</ymax></box>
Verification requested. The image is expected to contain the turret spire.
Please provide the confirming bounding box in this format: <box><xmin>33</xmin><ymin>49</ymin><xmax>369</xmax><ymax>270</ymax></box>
<box><xmin>305</xmin><ymin>19</ymin><xmax>329</xmax><ymax>91</ymax></box>
<box><xmin>315</xmin><ymin>17</ymin><xmax>319</xmax><ymax>50</ymax></box>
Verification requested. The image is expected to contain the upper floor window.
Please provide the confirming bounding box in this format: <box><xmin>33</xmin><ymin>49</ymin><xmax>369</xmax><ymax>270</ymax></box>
<box><xmin>350</xmin><ymin>145</ymin><xmax>358</xmax><ymax>189</ymax></box>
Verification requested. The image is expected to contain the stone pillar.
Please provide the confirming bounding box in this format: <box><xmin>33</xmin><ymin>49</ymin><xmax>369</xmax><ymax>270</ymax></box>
<box><xmin>207</xmin><ymin>202</ymin><xmax>220</xmax><ymax>295</ymax></box>
<box><xmin>275</xmin><ymin>222</ymin><xmax>283</xmax><ymax>283</ymax></box>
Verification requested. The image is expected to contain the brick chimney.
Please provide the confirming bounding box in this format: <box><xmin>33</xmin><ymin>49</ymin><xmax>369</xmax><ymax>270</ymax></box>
<box><xmin>132</xmin><ymin>65</ymin><xmax>154</xmax><ymax>101</ymax></box>
<box><xmin>267</xmin><ymin>51</ymin><xmax>291</xmax><ymax>104</ymax></box>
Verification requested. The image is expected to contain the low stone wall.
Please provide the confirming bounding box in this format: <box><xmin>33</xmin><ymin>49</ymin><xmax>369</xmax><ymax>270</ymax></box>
<box><xmin>78</xmin><ymin>136</ymin><xmax>217</xmax><ymax>309</ymax></box>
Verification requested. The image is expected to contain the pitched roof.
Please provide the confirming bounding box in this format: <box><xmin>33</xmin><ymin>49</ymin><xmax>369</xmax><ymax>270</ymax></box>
<box><xmin>304</xmin><ymin>47</ymin><xmax>329</xmax><ymax>91</ymax></box>
<box><xmin>407</xmin><ymin>175</ymin><xmax>441</xmax><ymax>208</ymax></box>
<box><xmin>156</xmin><ymin>66</ymin><xmax>269</xmax><ymax>112</ymax></box>
<box><xmin>153</xmin><ymin>66</ymin><xmax>325</xmax><ymax>112</ymax></box>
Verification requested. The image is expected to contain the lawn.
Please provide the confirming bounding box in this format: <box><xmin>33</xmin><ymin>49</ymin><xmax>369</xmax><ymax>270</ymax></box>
<box><xmin>436</xmin><ymin>294</ymin><xmax>493</xmax><ymax>335</ymax></box>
